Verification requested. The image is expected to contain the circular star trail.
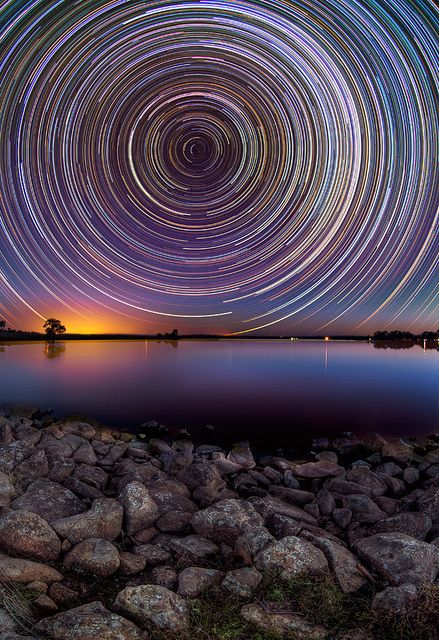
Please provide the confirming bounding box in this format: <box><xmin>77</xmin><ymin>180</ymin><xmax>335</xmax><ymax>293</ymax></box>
<box><xmin>0</xmin><ymin>0</ymin><xmax>437</xmax><ymax>333</ymax></box>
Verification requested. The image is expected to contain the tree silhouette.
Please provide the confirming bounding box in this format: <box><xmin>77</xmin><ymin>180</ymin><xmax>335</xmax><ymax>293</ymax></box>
<box><xmin>43</xmin><ymin>318</ymin><xmax>66</xmax><ymax>340</ymax></box>
<box><xmin>0</xmin><ymin>319</ymin><xmax>5</xmax><ymax>331</ymax></box>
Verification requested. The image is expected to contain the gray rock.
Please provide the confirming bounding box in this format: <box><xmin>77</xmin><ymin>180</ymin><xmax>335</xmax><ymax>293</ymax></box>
<box><xmin>355</xmin><ymin>533</ymin><xmax>439</xmax><ymax>585</ymax></box>
<box><xmin>192</xmin><ymin>498</ymin><xmax>263</xmax><ymax>544</ymax></box>
<box><xmin>119</xmin><ymin>481</ymin><xmax>159</xmax><ymax>534</ymax></box>
<box><xmin>52</xmin><ymin>498</ymin><xmax>123</xmax><ymax>543</ymax></box>
<box><xmin>177</xmin><ymin>566</ymin><xmax>223</xmax><ymax>597</ymax></box>
<box><xmin>255</xmin><ymin>536</ymin><xmax>328</xmax><ymax>580</ymax></box>
<box><xmin>35</xmin><ymin>601</ymin><xmax>145</xmax><ymax>639</ymax></box>
<box><xmin>63</xmin><ymin>538</ymin><xmax>120</xmax><ymax>577</ymax></box>
<box><xmin>114</xmin><ymin>584</ymin><xmax>189</xmax><ymax>632</ymax></box>
<box><xmin>0</xmin><ymin>510</ymin><xmax>60</xmax><ymax>562</ymax></box>
<box><xmin>222</xmin><ymin>568</ymin><xmax>262</xmax><ymax>598</ymax></box>
<box><xmin>241</xmin><ymin>602</ymin><xmax>327</xmax><ymax>639</ymax></box>
<box><xmin>10</xmin><ymin>478</ymin><xmax>85</xmax><ymax>522</ymax></box>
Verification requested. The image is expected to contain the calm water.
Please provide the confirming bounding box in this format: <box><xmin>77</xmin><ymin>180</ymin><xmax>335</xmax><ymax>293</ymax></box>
<box><xmin>0</xmin><ymin>339</ymin><xmax>437</xmax><ymax>446</ymax></box>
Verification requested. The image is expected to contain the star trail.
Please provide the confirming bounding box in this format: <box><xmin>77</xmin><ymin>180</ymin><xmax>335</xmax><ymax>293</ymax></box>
<box><xmin>0</xmin><ymin>0</ymin><xmax>437</xmax><ymax>335</ymax></box>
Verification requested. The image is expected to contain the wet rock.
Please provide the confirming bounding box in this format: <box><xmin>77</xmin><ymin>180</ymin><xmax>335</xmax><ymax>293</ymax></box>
<box><xmin>355</xmin><ymin>533</ymin><xmax>439</xmax><ymax>585</ymax></box>
<box><xmin>381</xmin><ymin>439</ymin><xmax>413</xmax><ymax>464</ymax></box>
<box><xmin>52</xmin><ymin>498</ymin><xmax>123</xmax><ymax>543</ymax></box>
<box><xmin>119</xmin><ymin>481</ymin><xmax>159</xmax><ymax>534</ymax></box>
<box><xmin>241</xmin><ymin>602</ymin><xmax>327</xmax><ymax>639</ymax></box>
<box><xmin>0</xmin><ymin>510</ymin><xmax>60</xmax><ymax>562</ymax></box>
<box><xmin>114</xmin><ymin>584</ymin><xmax>189</xmax><ymax>632</ymax></box>
<box><xmin>369</xmin><ymin>512</ymin><xmax>432</xmax><ymax>540</ymax></box>
<box><xmin>341</xmin><ymin>495</ymin><xmax>386</xmax><ymax>524</ymax></box>
<box><xmin>35</xmin><ymin>601</ymin><xmax>145</xmax><ymax>640</ymax></box>
<box><xmin>132</xmin><ymin>543</ymin><xmax>171</xmax><ymax>566</ymax></box>
<box><xmin>255</xmin><ymin>536</ymin><xmax>328</xmax><ymax>579</ymax></box>
<box><xmin>371</xmin><ymin>584</ymin><xmax>418</xmax><ymax>613</ymax></box>
<box><xmin>0</xmin><ymin>553</ymin><xmax>62</xmax><ymax>583</ymax></box>
<box><xmin>10</xmin><ymin>478</ymin><xmax>85</xmax><ymax>522</ymax></box>
<box><xmin>150</xmin><ymin>565</ymin><xmax>178</xmax><ymax>590</ymax></box>
<box><xmin>177</xmin><ymin>566</ymin><xmax>223</xmax><ymax>597</ymax></box>
<box><xmin>192</xmin><ymin>498</ymin><xmax>263</xmax><ymax>544</ymax></box>
<box><xmin>222</xmin><ymin>567</ymin><xmax>262</xmax><ymax>598</ymax></box>
<box><xmin>169</xmin><ymin>534</ymin><xmax>219</xmax><ymax>564</ymax></box>
<box><xmin>63</xmin><ymin>538</ymin><xmax>120</xmax><ymax>577</ymax></box>
<box><xmin>310</xmin><ymin>537</ymin><xmax>368</xmax><ymax>594</ymax></box>
<box><xmin>227</xmin><ymin>441</ymin><xmax>256</xmax><ymax>469</ymax></box>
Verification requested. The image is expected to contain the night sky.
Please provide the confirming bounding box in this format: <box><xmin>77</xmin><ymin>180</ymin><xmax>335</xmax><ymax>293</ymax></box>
<box><xmin>0</xmin><ymin>0</ymin><xmax>437</xmax><ymax>336</ymax></box>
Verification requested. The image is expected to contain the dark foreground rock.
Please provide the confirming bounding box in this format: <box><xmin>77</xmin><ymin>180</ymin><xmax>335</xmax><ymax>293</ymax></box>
<box><xmin>1</xmin><ymin>407</ymin><xmax>439</xmax><ymax>639</ymax></box>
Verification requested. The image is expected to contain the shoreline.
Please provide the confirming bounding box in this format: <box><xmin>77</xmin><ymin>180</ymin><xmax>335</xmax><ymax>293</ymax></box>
<box><xmin>0</xmin><ymin>408</ymin><xmax>438</xmax><ymax>639</ymax></box>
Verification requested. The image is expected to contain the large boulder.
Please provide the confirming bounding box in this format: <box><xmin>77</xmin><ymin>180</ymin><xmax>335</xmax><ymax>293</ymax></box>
<box><xmin>341</xmin><ymin>495</ymin><xmax>386</xmax><ymax>524</ymax></box>
<box><xmin>255</xmin><ymin>536</ymin><xmax>328</xmax><ymax>580</ymax></box>
<box><xmin>119</xmin><ymin>481</ymin><xmax>159</xmax><ymax>534</ymax></box>
<box><xmin>52</xmin><ymin>498</ymin><xmax>123</xmax><ymax>543</ymax></box>
<box><xmin>309</xmin><ymin>537</ymin><xmax>368</xmax><ymax>594</ymax></box>
<box><xmin>371</xmin><ymin>584</ymin><xmax>418</xmax><ymax>614</ymax></box>
<box><xmin>114</xmin><ymin>584</ymin><xmax>189</xmax><ymax>632</ymax></box>
<box><xmin>0</xmin><ymin>553</ymin><xmax>62</xmax><ymax>583</ymax></box>
<box><xmin>176</xmin><ymin>463</ymin><xmax>225</xmax><ymax>492</ymax></box>
<box><xmin>63</xmin><ymin>538</ymin><xmax>120</xmax><ymax>577</ymax></box>
<box><xmin>35</xmin><ymin>601</ymin><xmax>145</xmax><ymax>639</ymax></box>
<box><xmin>0</xmin><ymin>510</ymin><xmax>60</xmax><ymax>562</ymax></box>
<box><xmin>10</xmin><ymin>478</ymin><xmax>85</xmax><ymax>522</ymax></box>
<box><xmin>0</xmin><ymin>441</ymin><xmax>34</xmax><ymax>473</ymax></box>
<box><xmin>355</xmin><ymin>533</ymin><xmax>439</xmax><ymax>585</ymax></box>
<box><xmin>191</xmin><ymin>499</ymin><xmax>263</xmax><ymax>544</ymax></box>
<box><xmin>369</xmin><ymin>512</ymin><xmax>432</xmax><ymax>540</ymax></box>
<box><xmin>241</xmin><ymin>603</ymin><xmax>327</xmax><ymax>639</ymax></box>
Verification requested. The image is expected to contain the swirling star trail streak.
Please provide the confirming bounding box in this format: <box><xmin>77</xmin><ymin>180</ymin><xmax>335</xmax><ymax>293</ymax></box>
<box><xmin>0</xmin><ymin>0</ymin><xmax>437</xmax><ymax>334</ymax></box>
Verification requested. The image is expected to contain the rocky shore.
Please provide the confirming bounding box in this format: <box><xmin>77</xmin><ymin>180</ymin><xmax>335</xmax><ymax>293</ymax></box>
<box><xmin>0</xmin><ymin>407</ymin><xmax>438</xmax><ymax>639</ymax></box>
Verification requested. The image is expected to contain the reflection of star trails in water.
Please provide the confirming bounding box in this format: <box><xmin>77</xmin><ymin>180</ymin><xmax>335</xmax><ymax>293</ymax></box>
<box><xmin>0</xmin><ymin>0</ymin><xmax>437</xmax><ymax>334</ymax></box>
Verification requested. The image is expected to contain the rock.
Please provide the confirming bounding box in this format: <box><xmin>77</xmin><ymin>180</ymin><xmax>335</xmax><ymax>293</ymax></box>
<box><xmin>156</xmin><ymin>510</ymin><xmax>192</xmax><ymax>533</ymax></box>
<box><xmin>269</xmin><ymin>486</ymin><xmax>314</xmax><ymax>506</ymax></box>
<box><xmin>316</xmin><ymin>489</ymin><xmax>336</xmax><ymax>516</ymax></box>
<box><xmin>177</xmin><ymin>566</ymin><xmax>223</xmax><ymax>597</ymax></box>
<box><xmin>38</xmin><ymin>434</ymin><xmax>74</xmax><ymax>459</ymax></box>
<box><xmin>0</xmin><ymin>471</ymin><xmax>16</xmax><ymax>507</ymax></box>
<box><xmin>33</xmin><ymin>593</ymin><xmax>58</xmax><ymax>614</ymax></box>
<box><xmin>63</xmin><ymin>538</ymin><xmax>120</xmax><ymax>577</ymax></box>
<box><xmin>73</xmin><ymin>463</ymin><xmax>108</xmax><ymax>490</ymax></box>
<box><xmin>191</xmin><ymin>498</ymin><xmax>263</xmax><ymax>544</ymax></box>
<box><xmin>332</xmin><ymin>507</ymin><xmax>352</xmax><ymax>529</ymax></box>
<box><xmin>283</xmin><ymin>469</ymin><xmax>300</xmax><ymax>488</ymax></box>
<box><xmin>0</xmin><ymin>418</ymin><xmax>13</xmax><ymax>445</ymax></box>
<box><xmin>371</xmin><ymin>584</ymin><xmax>418</xmax><ymax>613</ymax></box>
<box><xmin>222</xmin><ymin>568</ymin><xmax>262</xmax><ymax>598</ymax></box>
<box><xmin>0</xmin><ymin>607</ymin><xmax>18</xmax><ymax>633</ymax></box>
<box><xmin>73</xmin><ymin>442</ymin><xmax>97</xmax><ymax>465</ymax></box>
<box><xmin>263</xmin><ymin>466</ymin><xmax>283</xmax><ymax>483</ymax></box>
<box><xmin>133</xmin><ymin>527</ymin><xmax>158</xmax><ymax>544</ymax></box>
<box><xmin>369</xmin><ymin>512</ymin><xmax>432</xmax><ymax>540</ymax></box>
<box><xmin>267</xmin><ymin>513</ymin><xmax>302</xmax><ymax>539</ymax></box>
<box><xmin>13</xmin><ymin>449</ymin><xmax>49</xmax><ymax>485</ymax></box>
<box><xmin>342</xmin><ymin>495</ymin><xmax>386</xmax><ymax>524</ymax></box>
<box><xmin>417</xmin><ymin>486</ymin><xmax>439</xmax><ymax>522</ymax></box>
<box><xmin>169</xmin><ymin>534</ymin><xmax>219</xmax><ymax>564</ymax></box>
<box><xmin>114</xmin><ymin>584</ymin><xmax>189</xmax><ymax>632</ymax></box>
<box><xmin>10</xmin><ymin>478</ymin><xmax>85</xmax><ymax>522</ymax></box>
<box><xmin>99</xmin><ymin>443</ymin><xmax>128</xmax><ymax>466</ymax></box>
<box><xmin>59</xmin><ymin>420</ymin><xmax>97</xmax><ymax>440</ymax></box>
<box><xmin>248</xmin><ymin>495</ymin><xmax>318</xmax><ymax>525</ymax></box>
<box><xmin>119</xmin><ymin>551</ymin><xmax>147</xmax><ymax>576</ymax></box>
<box><xmin>132</xmin><ymin>544</ymin><xmax>171</xmax><ymax>566</ymax></box>
<box><xmin>176</xmin><ymin>463</ymin><xmax>225</xmax><ymax>491</ymax></box>
<box><xmin>374</xmin><ymin>496</ymin><xmax>400</xmax><ymax>515</ymax></box>
<box><xmin>14</xmin><ymin>423</ymin><xmax>42</xmax><ymax>446</ymax></box>
<box><xmin>355</xmin><ymin>533</ymin><xmax>439</xmax><ymax>585</ymax></box>
<box><xmin>381</xmin><ymin>439</ymin><xmax>413</xmax><ymax>463</ymax></box>
<box><xmin>0</xmin><ymin>441</ymin><xmax>34</xmax><ymax>472</ymax></box>
<box><xmin>375</xmin><ymin>462</ymin><xmax>403</xmax><ymax>477</ymax></box>
<box><xmin>241</xmin><ymin>602</ymin><xmax>327</xmax><ymax>639</ymax></box>
<box><xmin>150</xmin><ymin>565</ymin><xmax>178</xmax><ymax>590</ymax></box>
<box><xmin>255</xmin><ymin>536</ymin><xmax>328</xmax><ymax>579</ymax></box>
<box><xmin>0</xmin><ymin>510</ymin><xmax>60</xmax><ymax>562</ymax></box>
<box><xmin>35</xmin><ymin>601</ymin><xmax>145</xmax><ymax>639</ymax></box>
<box><xmin>234</xmin><ymin>526</ymin><xmax>276</xmax><ymax>563</ymax></box>
<box><xmin>47</xmin><ymin>457</ymin><xmax>76</xmax><ymax>483</ymax></box>
<box><xmin>310</xmin><ymin>537</ymin><xmax>368</xmax><ymax>594</ymax></box>
<box><xmin>0</xmin><ymin>553</ymin><xmax>62</xmax><ymax>583</ymax></box>
<box><xmin>52</xmin><ymin>498</ymin><xmax>123</xmax><ymax>543</ymax></box>
<box><xmin>147</xmin><ymin>483</ymin><xmax>197</xmax><ymax>515</ymax></box>
<box><xmin>345</xmin><ymin>468</ymin><xmax>387</xmax><ymax>496</ymax></box>
<box><xmin>48</xmin><ymin>582</ymin><xmax>79</xmax><ymax>606</ymax></box>
<box><xmin>227</xmin><ymin>442</ymin><xmax>256</xmax><ymax>469</ymax></box>
<box><xmin>292</xmin><ymin>460</ymin><xmax>344</xmax><ymax>478</ymax></box>
<box><xmin>119</xmin><ymin>481</ymin><xmax>159</xmax><ymax>534</ymax></box>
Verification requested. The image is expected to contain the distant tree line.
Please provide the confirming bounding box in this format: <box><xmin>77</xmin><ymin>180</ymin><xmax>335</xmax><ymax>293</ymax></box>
<box><xmin>373</xmin><ymin>330</ymin><xmax>439</xmax><ymax>341</ymax></box>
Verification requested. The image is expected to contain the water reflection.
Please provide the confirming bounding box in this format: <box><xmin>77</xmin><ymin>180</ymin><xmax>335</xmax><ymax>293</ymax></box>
<box><xmin>44</xmin><ymin>342</ymin><xmax>66</xmax><ymax>359</ymax></box>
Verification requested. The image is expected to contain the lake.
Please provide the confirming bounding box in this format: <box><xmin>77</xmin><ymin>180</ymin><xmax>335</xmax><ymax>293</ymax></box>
<box><xmin>1</xmin><ymin>339</ymin><xmax>437</xmax><ymax>447</ymax></box>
